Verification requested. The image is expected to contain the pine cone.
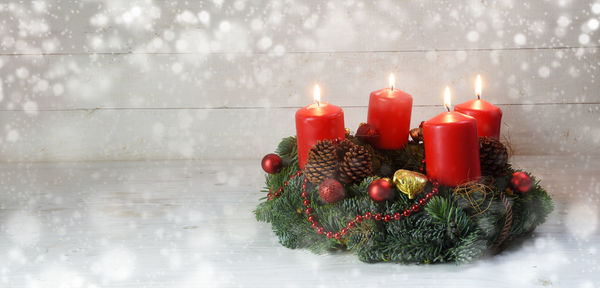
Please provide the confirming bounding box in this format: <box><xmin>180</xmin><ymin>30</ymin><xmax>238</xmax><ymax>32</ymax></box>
<box><xmin>479</xmin><ymin>137</ymin><xmax>509</xmax><ymax>176</ymax></box>
<box><xmin>305</xmin><ymin>140</ymin><xmax>338</xmax><ymax>185</ymax></box>
<box><xmin>335</xmin><ymin>139</ymin><xmax>354</xmax><ymax>160</ymax></box>
<box><xmin>338</xmin><ymin>145</ymin><xmax>373</xmax><ymax>184</ymax></box>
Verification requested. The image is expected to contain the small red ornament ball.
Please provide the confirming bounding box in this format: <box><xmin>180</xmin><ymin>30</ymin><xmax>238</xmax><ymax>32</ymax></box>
<box><xmin>511</xmin><ymin>172</ymin><xmax>532</xmax><ymax>193</ymax></box>
<box><xmin>261</xmin><ymin>153</ymin><xmax>283</xmax><ymax>174</ymax></box>
<box><xmin>368</xmin><ymin>178</ymin><xmax>394</xmax><ymax>202</ymax></box>
<box><xmin>319</xmin><ymin>179</ymin><xmax>345</xmax><ymax>204</ymax></box>
<box><xmin>356</xmin><ymin>123</ymin><xmax>380</xmax><ymax>145</ymax></box>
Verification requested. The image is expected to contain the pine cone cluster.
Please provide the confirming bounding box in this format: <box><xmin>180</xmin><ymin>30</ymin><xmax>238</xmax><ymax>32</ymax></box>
<box><xmin>338</xmin><ymin>145</ymin><xmax>373</xmax><ymax>184</ymax></box>
<box><xmin>304</xmin><ymin>139</ymin><xmax>373</xmax><ymax>185</ymax></box>
<box><xmin>304</xmin><ymin>140</ymin><xmax>338</xmax><ymax>184</ymax></box>
<box><xmin>479</xmin><ymin>137</ymin><xmax>508</xmax><ymax>176</ymax></box>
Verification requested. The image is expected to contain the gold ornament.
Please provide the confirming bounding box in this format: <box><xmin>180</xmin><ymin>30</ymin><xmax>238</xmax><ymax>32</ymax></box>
<box><xmin>392</xmin><ymin>169</ymin><xmax>428</xmax><ymax>199</ymax></box>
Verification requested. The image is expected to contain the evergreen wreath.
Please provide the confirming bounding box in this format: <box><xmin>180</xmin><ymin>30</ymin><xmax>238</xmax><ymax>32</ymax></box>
<box><xmin>255</xmin><ymin>135</ymin><xmax>553</xmax><ymax>264</ymax></box>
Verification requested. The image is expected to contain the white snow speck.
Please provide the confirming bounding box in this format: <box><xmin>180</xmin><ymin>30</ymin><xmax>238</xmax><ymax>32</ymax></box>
<box><xmin>578</xmin><ymin>33</ymin><xmax>590</xmax><ymax>45</ymax></box>
<box><xmin>171</xmin><ymin>62</ymin><xmax>183</xmax><ymax>74</ymax></box>
<box><xmin>257</xmin><ymin>37</ymin><xmax>273</xmax><ymax>50</ymax></box>
<box><xmin>538</xmin><ymin>66</ymin><xmax>550</xmax><ymax>78</ymax></box>
<box><xmin>588</xmin><ymin>18</ymin><xmax>600</xmax><ymax>30</ymax></box>
<box><xmin>273</xmin><ymin>45</ymin><xmax>285</xmax><ymax>56</ymax></box>
<box><xmin>23</xmin><ymin>101</ymin><xmax>38</xmax><ymax>116</ymax></box>
<box><xmin>557</xmin><ymin>16</ymin><xmax>571</xmax><ymax>27</ymax></box>
<box><xmin>15</xmin><ymin>67</ymin><xmax>29</xmax><ymax>79</ymax></box>
<box><xmin>219</xmin><ymin>21</ymin><xmax>231</xmax><ymax>32</ymax></box>
<box><xmin>198</xmin><ymin>11</ymin><xmax>210</xmax><ymax>26</ymax></box>
<box><xmin>592</xmin><ymin>3</ymin><xmax>600</xmax><ymax>14</ymax></box>
<box><xmin>513</xmin><ymin>33</ymin><xmax>526</xmax><ymax>46</ymax></box>
<box><xmin>176</xmin><ymin>10</ymin><xmax>198</xmax><ymax>25</ymax></box>
<box><xmin>90</xmin><ymin>13</ymin><xmax>109</xmax><ymax>27</ymax></box>
<box><xmin>7</xmin><ymin>130</ymin><xmax>19</xmax><ymax>142</ymax></box>
<box><xmin>467</xmin><ymin>31</ymin><xmax>479</xmax><ymax>42</ymax></box>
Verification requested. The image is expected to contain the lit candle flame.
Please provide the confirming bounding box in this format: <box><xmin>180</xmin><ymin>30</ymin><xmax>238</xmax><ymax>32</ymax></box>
<box><xmin>444</xmin><ymin>86</ymin><xmax>451</xmax><ymax>112</ymax></box>
<box><xmin>475</xmin><ymin>74</ymin><xmax>482</xmax><ymax>100</ymax></box>
<box><xmin>313</xmin><ymin>84</ymin><xmax>321</xmax><ymax>106</ymax></box>
<box><xmin>389</xmin><ymin>74</ymin><xmax>395</xmax><ymax>90</ymax></box>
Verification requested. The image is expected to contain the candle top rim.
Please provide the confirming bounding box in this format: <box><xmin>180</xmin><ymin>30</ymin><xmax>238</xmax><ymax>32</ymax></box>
<box><xmin>424</xmin><ymin>111</ymin><xmax>477</xmax><ymax>126</ymax></box>
<box><xmin>370</xmin><ymin>87</ymin><xmax>412</xmax><ymax>98</ymax></box>
<box><xmin>296</xmin><ymin>102</ymin><xmax>343</xmax><ymax>118</ymax></box>
<box><xmin>455</xmin><ymin>98</ymin><xmax>501</xmax><ymax>111</ymax></box>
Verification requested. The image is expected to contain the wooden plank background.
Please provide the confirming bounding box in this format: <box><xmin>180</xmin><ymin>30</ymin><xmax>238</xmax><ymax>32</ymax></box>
<box><xmin>0</xmin><ymin>0</ymin><xmax>598</xmax><ymax>161</ymax></box>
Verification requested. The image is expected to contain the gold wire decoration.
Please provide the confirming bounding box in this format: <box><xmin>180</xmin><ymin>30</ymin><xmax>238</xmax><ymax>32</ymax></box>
<box><xmin>453</xmin><ymin>181</ymin><xmax>495</xmax><ymax>217</ymax></box>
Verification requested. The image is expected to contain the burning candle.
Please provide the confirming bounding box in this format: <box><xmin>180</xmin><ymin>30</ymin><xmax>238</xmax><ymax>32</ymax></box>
<box><xmin>454</xmin><ymin>75</ymin><xmax>503</xmax><ymax>139</ymax></box>
<box><xmin>367</xmin><ymin>74</ymin><xmax>413</xmax><ymax>149</ymax></box>
<box><xmin>423</xmin><ymin>87</ymin><xmax>481</xmax><ymax>186</ymax></box>
<box><xmin>295</xmin><ymin>84</ymin><xmax>346</xmax><ymax>169</ymax></box>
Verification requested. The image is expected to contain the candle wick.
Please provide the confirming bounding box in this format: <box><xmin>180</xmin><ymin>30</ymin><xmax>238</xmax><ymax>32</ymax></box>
<box><xmin>445</xmin><ymin>104</ymin><xmax>451</xmax><ymax>112</ymax></box>
<box><xmin>477</xmin><ymin>93</ymin><xmax>481</xmax><ymax>100</ymax></box>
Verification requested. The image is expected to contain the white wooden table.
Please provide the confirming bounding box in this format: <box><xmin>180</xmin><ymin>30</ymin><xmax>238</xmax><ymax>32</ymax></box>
<box><xmin>1</xmin><ymin>156</ymin><xmax>598</xmax><ymax>287</ymax></box>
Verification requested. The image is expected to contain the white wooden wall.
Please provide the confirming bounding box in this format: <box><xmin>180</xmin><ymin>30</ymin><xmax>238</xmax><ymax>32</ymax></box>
<box><xmin>0</xmin><ymin>0</ymin><xmax>598</xmax><ymax>161</ymax></box>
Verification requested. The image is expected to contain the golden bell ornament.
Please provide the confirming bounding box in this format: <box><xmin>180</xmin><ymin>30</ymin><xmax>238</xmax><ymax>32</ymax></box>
<box><xmin>392</xmin><ymin>169</ymin><xmax>428</xmax><ymax>199</ymax></box>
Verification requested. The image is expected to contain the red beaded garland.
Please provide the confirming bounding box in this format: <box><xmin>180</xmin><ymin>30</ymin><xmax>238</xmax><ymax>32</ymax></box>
<box><xmin>411</xmin><ymin>204</ymin><xmax>420</xmax><ymax>212</ymax></box>
<box><xmin>290</xmin><ymin>170</ymin><xmax>443</xmax><ymax>240</ymax></box>
<box><xmin>267</xmin><ymin>170</ymin><xmax>303</xmax><ymax>200</ymax></box>
<box><xmin>384</xmin><ymin>215</ymin><xmax>391</xmax><ymax>222</ymax></box>
<box><xmin>355</xmin><ymin>215</ymin><xmax>363</xmax><ymax>223</ymax></box>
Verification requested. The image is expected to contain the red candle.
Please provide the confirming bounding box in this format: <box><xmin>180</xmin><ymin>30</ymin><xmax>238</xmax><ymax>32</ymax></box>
<box><xmin>295</xmin><ymin>85</ymin><xmax>345</xmax><ymax>169</ymax></box>
<box><xmin>423</xmin><ymin>87</ymin><xmax>481</xmax><ymax>187</ymax></box>
<box><xmin>454</xmin><ymin>75</ymin><xmax>502</xmax><ymax>139</ymax></box>
<box><xmin>367</xmin><ymin>74</ymin><xmax>413</xmax><ymax>149</ymax></box>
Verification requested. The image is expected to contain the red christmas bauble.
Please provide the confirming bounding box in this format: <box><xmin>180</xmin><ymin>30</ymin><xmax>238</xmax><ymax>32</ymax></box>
<box><xmin>319</xmin><ymin>179</ymin><xmax>345</xmax><ymax>204</ymax></box>
<box><xmin>356</xmin><ymin>123</ymin><xmax>380</xmax><ymax>145</ymax></box>
<box><xmin>261</xmin><ymin>153</ymin><xmax>283</xmax><ymax>174</ymax></box>
<box><xmin>368</xmin><ymin>178</ymin><xmax>394</xmax><ymax>202</ymax></box>
<box><xmin>510</xmin><ymin>172</ymin><xmax>532</xmax><ymax>193</ymax></box>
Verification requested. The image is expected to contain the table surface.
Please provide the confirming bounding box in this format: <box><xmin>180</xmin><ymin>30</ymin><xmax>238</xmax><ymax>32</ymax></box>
<box><xmin>0</xmin><ymin>156</ymin><xmax>598</xmax><ymax>287</ymax></box>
